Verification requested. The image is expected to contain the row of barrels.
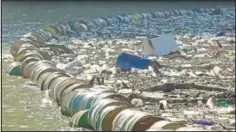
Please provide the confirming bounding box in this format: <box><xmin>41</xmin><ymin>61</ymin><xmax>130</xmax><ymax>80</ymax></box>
<box><xmin>11</xmin><ymin>7</ymin><xmax>223</xmax><ymax>46</ymax></box>
<box><xmin>7</xmin><ymin>7</ymin><xmax>220</xmax><ymax>131</ymax></box>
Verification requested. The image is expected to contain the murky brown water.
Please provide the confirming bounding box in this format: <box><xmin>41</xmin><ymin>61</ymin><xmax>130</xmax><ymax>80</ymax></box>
<box><xmin>1</xmin><ymin>59</ymin><xmax>71</xmax><ymax>131</ymax></box>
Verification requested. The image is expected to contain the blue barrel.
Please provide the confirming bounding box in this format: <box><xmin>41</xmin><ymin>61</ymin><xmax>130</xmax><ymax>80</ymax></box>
<box><xmin>116</xmin><ymin>52</ymin><xmax>152</xmax><ymax>70</ymax></box>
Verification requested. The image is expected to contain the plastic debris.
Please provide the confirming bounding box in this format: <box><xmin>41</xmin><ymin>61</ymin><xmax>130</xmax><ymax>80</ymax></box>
<box><xmin>142</xmin><ymin>34</ymin><xmax>179</xmax><ymax>56</ymax></box>
<box><xmin>116</xmin><ymin>52</ymin><xmax>152</xmax><ymax>70</ymax></box>
<box><xmin>217</xmin><ymin>100</ymin><xmax>229</xmax><ymax>107</ymax></box>
<box><xmin>216</xmin><ymin>31</ymin><xmax>226</xmax><ymax>37</ymax></box>
<box><xmin>3</xmin><ymin>6</ymin><xmax>235</xmax><ymax>131</ymax></box>
<box><xmin>196</xmin><ymin>120</ymin><xmax>214</xmax><ymax>126</ymax></box>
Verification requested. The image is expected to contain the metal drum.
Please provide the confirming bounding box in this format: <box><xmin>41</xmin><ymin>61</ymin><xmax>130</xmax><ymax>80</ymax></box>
<box><xmin>42</xmin><ymin>72</ymin><xmax>68</xmax><ymax>91</ymax></box>
<box><xmin>112</xmin><ymin>109</ymin><xmax>165</xmax><ymax>131</ymax></box>
<box><xmin>15</xmin><ymin>48</ymin><xmax>40</xmax><ymax>62</ymax></box>
<box><xmin>20</xmin><ymin>57</ymin><xmax>40</xmax><ymax>78</ymax></box>
<box><xmin>29</xmin><ymin>62</ymin><xmax>52</xmax><ymax>82</ymax></box>
<box><xmin>48</xmin><ymin>76</ymin><xmax>70</xmax><ymax>99</ymax></box>
<box><xmin>97</xmin><ymin>105</ymin><xmax>128</xmax><ymax>131</ymax></box>
<box><xmin>61</xmin><ymin>91</ymin><xmax>80</xmax><ymax>116</ymax></box>
<box><xmin>31</xmin><ymin>65</ymin><xmax>59</xmax><ymax>84</ymax></box>
<box><xmin>19</xmin><ymin>51</ymin><xmax>44</xmax><ymax>62</ymax></box>
<box><xmin>60</xmin><ymin>83</ymin><xmax>89</xmax><ymax>100</ymax></box>
<box><xmin>31</xmin><ymin>32</ymin><xmax>45</xmax><ymax>42</ymax></box>
<box><xmin>10</xmin><ymin>40</ymin><xmax>39</xmax><ymax>57</ymax></box>
<box><xmin>7</xmin><ymin>62</ymin><xmax>22</xmax><ymax>76</ymax></box>
<box><xmin>34</xmin><ymin>66</ymin><xmax>61</xmax><ymax>83</ymax></box>
<box><xmin>147</xmin><ymin>120</ymin><xmax>185</xmax><ymax>131</ymax></box>
<box><xmin>22</xmin><ymin>61</ymin><xmax>37</xmax><ymax>79</ymax></box>
<box><xmin>36</xmin><ymin>72</ymin><xmax>53</xmax><ymax>89</ymax></box>
<box><xmin>76</xmin><ymin>91</ymin><xmax>100</xmax><ymax>113</ymax></box>
<box><xmin>69</xmin><ymin>109</ymin><xmax>91</xmax><ymax>129</ymax></box>
<box><xmin>88</xmin><ymin>98</ymin><xmax>131</xmax><ymax>130</ymax></box>
<box><xmin>43</xmin><ymin>25</ymin><xmax>59</xmax><ymax>37</ymax></box>
<box><xmin>55</xmin><ymin>78</ymin><xmax>80</xmax><ymax>105</ymax></box>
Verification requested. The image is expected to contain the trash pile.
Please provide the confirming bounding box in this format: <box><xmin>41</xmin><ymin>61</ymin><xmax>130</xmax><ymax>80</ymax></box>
<box><xmin>6</xmin><ymin>6</ymin><xmax>235</xmax><ymax>131</ymax></box>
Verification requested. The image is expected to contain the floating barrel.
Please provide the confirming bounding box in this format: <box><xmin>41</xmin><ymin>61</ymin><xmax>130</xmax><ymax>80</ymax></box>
<box><xmin>13</xmin><ymin>43</ymin><xmax>39</xmax><ymax>59</ymax></box>
<box><xmin>97</xmin><ymin>105</ymin><xmax>128</xmax><ymax>131</ymax></box>
<box><xmin>54</xmin><ymin>78</ymin><xmax>79</xmax><ymax>104</ymax></box>
<box><xmin>43</xmin><ymin>25</ymin><xmax>59</xmax><ymax>37</ymax></box>
<box><xmin>7</xmin><ymin>62</ymin><xmax>22</xmax><ymax>76</ymax></box>
<box><xmin>88</xmin><ymin>98</ymin><xmax>131</xmax><ymax>130</ymax></box>
<box><xmin>39</xmin><ymin>30</ymin><xmax>52</xmax><ymax>41</ymax></box>
<box><xmin>21</xmin><ymin>32</ymin><xmax>39</xmax><ymax>41</ymax></box>
<box><xmin>19</xmin><ymin>51</ymin><xmax>44</xmax><ymax>62</ymax></box>
<box><xmin>100</xmin><ymin>17</ymin><xmax>110</xmax><ymax>26</ymax></box>
<box><xmin>61</xmin><ymin>90</ymin><xmax>87</xmax><ymax>116</ymax></box>
<box><xmin>70</xmin><ymin>91</ymin><xmax>99</xmax><ymax>116</ymax></box>
<box><xmin>32</xmin><ymin>65</ymin><xmax>60</xmax><ymax>84</ymax></box>
<box><xmin>69</xmin><ymin>109</ymin><xmax>91</xmax><ymax>129</ymax></box>
<box><xmin>29</xmin><ymin>60</ymin><xmax>55</xmax><ymax>82</ymax></box>
<box><xmin>20</xmin><ymin>57</ymin><xmax>41</xmax><ymax>78</ymax></box>
<box><xmin>60</xmin><ymin>83</ymin><xmax>90</xmax><ymax>100</ymax></box>
<box><xmin>68</xmin><ymin>89</ymin><xmax>116</xmax><ymax>116</ymax></box>
<box><xmin>147</xmin><ymin>120</ymin><xmax>185</xmax><ymax>131</ymax></box>
<box><xmin>79</xmin><ymin>24</ymin><xmax>88</xmax><ymax>32</ymax></box>
<box><xmin>31</xmin><ymin>31</ymin><xmax>46</xmax><ymax>42</ymax></box>
<box><xmin>112</xmin><ymin>109</ymin><xmax>165</xmax><ymax>131</ymax></box>
<box><xmin>55</xmin><ymin>79</ymin><xmax>80</xmax><ymax>104</ymax></box>
<box><xmin>54</xmin><ymin>24</ymin><xmax>66</xmax><ymax>36</ymax></box>
<box><xmin>42</xmin><ymin>72</ymin><xmax>69</xmax><ymax>91</ymax></box>
<box><xmin>15</xmin><ymin>48</ymin><xmax>40</xmax><ymax>62</ymax></box>
<box><xmin>48</xmin><ymin>76</ymin><xmax>71</xmax><ymax>98</ymax></box>
<box><xmin>36</xmin><ymin>72</ymin><xmax>53</xmax><ymax>89</ymax></box>
<box><xmin>67</xmin><ymin>21</ymin><xmax>79</xmax><ymax>32</ymax></box>
<box><xmin>10</xmin><ymin>40</ymin><xmax>39</xmax><ymax>57</ymax></box>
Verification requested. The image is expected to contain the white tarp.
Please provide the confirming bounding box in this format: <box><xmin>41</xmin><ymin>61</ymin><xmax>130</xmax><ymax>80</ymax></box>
<box><xmin>142</xmin><ymin>34</ymin><xmax>179</xmax><ymax>56</ymax></box>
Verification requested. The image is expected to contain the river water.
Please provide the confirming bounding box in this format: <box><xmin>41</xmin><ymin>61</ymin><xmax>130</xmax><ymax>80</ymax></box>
<box><xmin>1</xmin><ymin>1</ymin><xmax>234</xmax><ymax>131</ymax></box>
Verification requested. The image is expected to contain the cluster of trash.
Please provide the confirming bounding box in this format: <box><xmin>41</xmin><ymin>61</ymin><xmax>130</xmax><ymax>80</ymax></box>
<box><xmin>5</xmin><ymin>6</ymin><xmax>235</xmax><ymax>131</ymax></box>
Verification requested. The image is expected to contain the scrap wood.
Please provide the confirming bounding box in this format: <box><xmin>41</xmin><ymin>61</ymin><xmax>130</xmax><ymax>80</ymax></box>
<box><xmin>148</xmin><ymin>83</ymin><xmax>228</xmax><ymax>92</ymax></box>
<box><xmin>128</xmin><ymin>92</ymin><xmax>207</xmax><ymax>104</ymax></box>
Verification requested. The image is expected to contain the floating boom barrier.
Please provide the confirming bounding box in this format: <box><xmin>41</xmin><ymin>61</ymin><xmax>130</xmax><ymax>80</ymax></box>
<box><xmin>7</xmin><ymin>7</ymin><xmax>227</xmax><ymax>131</ymax></box>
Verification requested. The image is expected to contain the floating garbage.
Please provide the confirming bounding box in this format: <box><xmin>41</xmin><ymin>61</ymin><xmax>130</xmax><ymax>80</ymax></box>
<box><xmin>217</xmin><ymin>100</ymin><xmax>229</xmax><ymax>107</ymax></box>
<box><xmin>5</xmin><ymin>6</ymin><xmax>235</xmax><ymax>131</ymax></box>
<box><xmin>64</xmin><ymin>59</ymin><xmax>83</xmax><ymax>71</ymax></box>
<box><xmin>196</xmin><ymin>120</ymin><xmax>214</xmax><ymax>126</ymax></box>
<box><xmin>142</xmin><ymin>34</ymin><xmax>179</xmax><ymax>56</ymax></box>
<box><xmin>7</xmin><ymin>62</ymin><xmax>22</xmax><ymax>76</ymax></box>
<box><xmin>10</xmin><ymin>39</ymin><xmax>39</xmax><ymax>57</ymax></box>
<box><xmin>116</xmin><ymin>52</ymin><xmax>152</xmax><ymax>70</ymax></box>
<box><xmin>216</xmin><ymin>31</ymin><xmax>226</xmax><ymax>37</ymax></box>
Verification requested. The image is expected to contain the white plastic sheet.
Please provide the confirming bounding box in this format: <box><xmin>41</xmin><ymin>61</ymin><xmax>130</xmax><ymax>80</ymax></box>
<box><xmin>142</xmin><ymin>34</ymin><xmax>179</xmax><ymax>56</ymax></box>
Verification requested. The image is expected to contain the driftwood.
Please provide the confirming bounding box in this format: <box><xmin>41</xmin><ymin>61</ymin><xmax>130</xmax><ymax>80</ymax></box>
<box><xmin>128</xmin><ymin>92</ymin><xmax>207</xmax><ymax>104</ymax></box>
<box><xmin>148</xmin><ymin>83</ymin><xmax>228</xmax><ymax>92</ymax></box>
